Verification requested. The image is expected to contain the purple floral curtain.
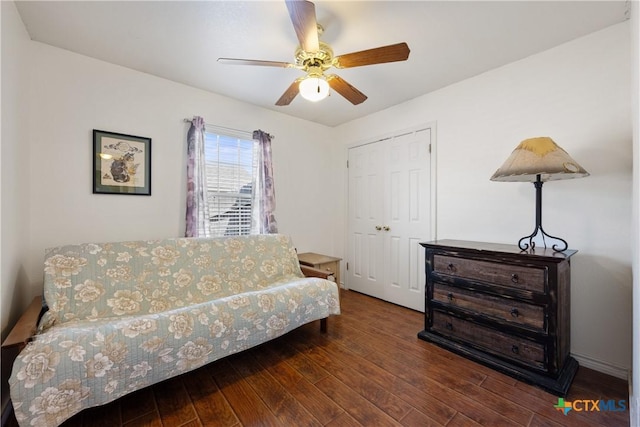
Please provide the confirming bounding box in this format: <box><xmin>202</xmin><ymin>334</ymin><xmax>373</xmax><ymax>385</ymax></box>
<box><xmin>252</xmin><ymin>130</ymin><xmax>278</xmax><ymax>234</ymax></box>
<box><xmin>185</xmin><ymin>116</ymin><xmax>211</xmax><ymax>237</ymax></box>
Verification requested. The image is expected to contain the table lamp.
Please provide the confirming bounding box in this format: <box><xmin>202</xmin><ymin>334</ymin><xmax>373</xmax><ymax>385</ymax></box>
<box><xmin>490</xmin><ymin>137</ymin><xmax>589</xmax><ymax>252</ymax></box>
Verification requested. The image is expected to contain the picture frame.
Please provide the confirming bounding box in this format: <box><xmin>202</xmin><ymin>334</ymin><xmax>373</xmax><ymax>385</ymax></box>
<box><xmin>93</xmin><ymin>129</ymin><xmax>151</xmax><ymax>195</ymax></box>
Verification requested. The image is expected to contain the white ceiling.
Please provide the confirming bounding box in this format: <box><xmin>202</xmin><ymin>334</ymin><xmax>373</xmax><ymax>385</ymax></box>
<box><xmin>15</xmin><ymin>1</ymin><xmax>628</xmax><ymax>127</ymax></box>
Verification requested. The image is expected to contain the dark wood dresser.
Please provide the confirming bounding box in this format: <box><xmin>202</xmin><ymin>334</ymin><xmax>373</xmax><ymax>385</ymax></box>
<box><xmin>418</xmin><ymin>240</ymin><xmax>578</xmax><ymax>396</ymax></box>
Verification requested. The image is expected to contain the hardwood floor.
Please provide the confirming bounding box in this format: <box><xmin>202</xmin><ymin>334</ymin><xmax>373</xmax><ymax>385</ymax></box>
<box><xmin>8</xmin><ymin>290</ymin><xmax>629</xmax><ymax>427</ymax></box>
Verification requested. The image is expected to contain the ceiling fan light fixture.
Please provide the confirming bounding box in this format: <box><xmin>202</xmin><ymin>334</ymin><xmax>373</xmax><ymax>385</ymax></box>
<box><xmin>220</xmin><ymin>1</ymin><xmax>409</xmax><ymax>106</ymax></box>
<box><xmin>299</xmin><ymin>75</ymin><xmax>329</xmax><ymax>102</ymax></box>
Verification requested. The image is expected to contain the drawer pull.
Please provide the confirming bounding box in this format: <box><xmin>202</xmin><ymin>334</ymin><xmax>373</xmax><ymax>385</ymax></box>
<box><xmin>445</xmin><ymin>322</ymin><xmax>453</xmax><ymax>331</ymax></box>
<box><xmin>511</xmin><ymin>273</ymin><xmax>519</xmax><ymax>283</ymax></box>
<box><xmin>510</xmin><ymin>308</ymin><xmax>519</xmax><ymax>318</ymax></box>
<box><xmin>447</xmin><ymin>263</ymin><xmax>455</xmax><ymax>271</ymax></box>
<box><xmin>511</xmin><ymin>345</ymin><xmax>519</xmax><ymax>354</ymax></box>
<box><xmin>447</xmin><ymin>293</ymin><xmax>454</xmax><ymax>301</ymax></box>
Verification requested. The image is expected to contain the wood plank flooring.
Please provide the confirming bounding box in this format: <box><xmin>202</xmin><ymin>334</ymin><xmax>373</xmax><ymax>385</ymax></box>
<box><xmin>8</xmin><ymin>290</ymin><xmax>630</xmax><ymax>427</ymax></box>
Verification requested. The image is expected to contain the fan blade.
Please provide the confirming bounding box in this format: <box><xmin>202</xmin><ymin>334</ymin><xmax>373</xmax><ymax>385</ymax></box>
<box><xmin>218</xmin><ymin>58</ymin><xmax>295</xmax><ymax>68</ymax></box>
<box><xmin>276</xmin><ymin>79</ymin><xmax>301</xmax><ymax>106</ymax></box>
<box><xmin>285</xmin><ymin>0</ymin><xmax>319</xmax><ymax>53</ymax></box>
<box><xmin>327</xmin><ymin>75</ymin><xmax>367</xmax><ymax>105</ymax></box>
<box><xmin>333</xmin><ymin>42</ymin><xmax>410</xmax><ymax>69</ymax></box>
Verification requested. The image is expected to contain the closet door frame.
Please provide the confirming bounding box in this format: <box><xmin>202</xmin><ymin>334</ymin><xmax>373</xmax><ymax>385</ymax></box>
<box><xmin>344</xmin><ymin>123</ymin><xmax>438</xmax><ymax>312</ymax></box>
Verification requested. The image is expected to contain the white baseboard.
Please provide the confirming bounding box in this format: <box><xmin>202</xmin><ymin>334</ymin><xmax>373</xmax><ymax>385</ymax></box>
<box><xmin>572</xmin><ymin>352</ymin><xmax>629</xmax><ymax>380</ymax></box>
<box><xmin>630</xmin><ymin>394</ymin><xmax>639</xmax><ymax>427</ymax></box>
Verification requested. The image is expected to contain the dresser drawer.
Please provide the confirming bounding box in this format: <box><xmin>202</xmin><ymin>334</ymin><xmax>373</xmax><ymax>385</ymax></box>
<box><xmin>433</xmin><ymin>255</ymin><xmax>546</xmax><ymax>293</ymax></box>
<box><xmin>431</xmin><ymin>311</ymin><xmax>546</xmax><ymax>370</ymax></box>
<box><xmin>433</xmin><ymin>283</ymin><xmax>545</xmax><ymax>331</ymax></box>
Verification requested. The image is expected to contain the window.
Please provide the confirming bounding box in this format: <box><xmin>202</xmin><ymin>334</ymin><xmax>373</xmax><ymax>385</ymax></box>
<box><xmin>204</xmin><ymin>131</ymin><xmax>258</xmax><ymax>237</ymax></box>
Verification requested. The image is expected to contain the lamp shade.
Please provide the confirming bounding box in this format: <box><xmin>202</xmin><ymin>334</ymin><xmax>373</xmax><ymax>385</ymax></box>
<box><xmin>299</xmin><ymin>76</ymin><xmax>330</xmax><ymax>102</ymax></box>
<box><xmin>490</xmin><ymin>137</ymin><xmax>589</xmax><ymax>182</ymax></box>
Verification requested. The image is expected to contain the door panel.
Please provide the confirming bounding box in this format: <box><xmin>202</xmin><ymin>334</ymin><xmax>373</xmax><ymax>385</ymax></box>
<box><xmin>348</xmin><ymin>144</ymin><xmax>384</xmax><ymax>296</ymax></box>
<box><xmin>409</xmin><ymin>237</ymin><xmax>422</xmax><ymax>292</ymax></box>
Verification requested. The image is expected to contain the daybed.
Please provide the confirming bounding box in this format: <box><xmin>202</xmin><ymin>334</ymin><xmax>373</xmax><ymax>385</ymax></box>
<box><xmin>7</xmin><ymin>234</ymin><xmax>340</xmax><ymax>427</ymax></box>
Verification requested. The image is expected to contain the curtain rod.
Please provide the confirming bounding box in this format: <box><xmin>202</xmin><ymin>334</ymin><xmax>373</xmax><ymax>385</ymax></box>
<box><xmin>182</xmin><ymin>118</ymin><xmax>274</xmax><ymax>139</ymax></box>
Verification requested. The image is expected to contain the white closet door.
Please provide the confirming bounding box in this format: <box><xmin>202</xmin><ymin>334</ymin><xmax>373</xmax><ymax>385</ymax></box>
<box><xmin>347</xmin><ymin>127</ymin><xmax>432</xmax><ymax>312</ymax></box>
<box><xmin>347</xmin><ymin>142</ymin><xmax>385</xmax><ymax>298</ymax></box>
<box><xmin>382</xmin><ymin>129</ymin><xmax>431</xmax><ymax>311</ymax></box>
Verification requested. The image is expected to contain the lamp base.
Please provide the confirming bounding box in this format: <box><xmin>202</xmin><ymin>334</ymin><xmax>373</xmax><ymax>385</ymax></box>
<box><xmin>518</xmin><ymin>226</ymin><xmax>568</xmax><ymax>252</ymax></box>
<box><xmin>519</xmin><ymin>176</ymin><xmax>569</xmax><ymax>252</ymax></box>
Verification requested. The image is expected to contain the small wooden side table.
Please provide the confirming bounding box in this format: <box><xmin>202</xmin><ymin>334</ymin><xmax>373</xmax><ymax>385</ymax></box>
<box><xmin>298</xmin><ymin>252</ymin><xmax>342</xmax><ymax>287</ymax></box>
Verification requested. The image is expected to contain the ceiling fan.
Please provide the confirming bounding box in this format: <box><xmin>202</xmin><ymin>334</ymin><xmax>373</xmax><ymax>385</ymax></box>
<box><xmin>217</xmin><ymin>0</ymin><xmax>410</xmax><ymax>106</ymax></box>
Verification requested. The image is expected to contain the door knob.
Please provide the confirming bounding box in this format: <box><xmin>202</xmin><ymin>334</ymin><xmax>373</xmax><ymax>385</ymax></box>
<box><xmin>383</xmin><ymin>226</ymin><xmax>390</xmax><ymax>231</ymax></box>
<box><xmin>375</xmin><ymin>226</ymin><xmax>382</xmax><ymax>231</ymax></box>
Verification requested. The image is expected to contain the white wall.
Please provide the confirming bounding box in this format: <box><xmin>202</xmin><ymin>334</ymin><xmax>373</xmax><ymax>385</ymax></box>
<box><xmin>1</xmin><ymin>1</ymin><xmax>32</xmax><ymax>338</ymax></box>
<box><xmin>18</xmin><ymin>39</ymin><xmax>338</xmax><ymax>309</ymax></box>
<box><xmin>630</xmin><ymin>1</ymin><xmax>639</xmax><ymax>424</ymax></box>
<box><xmin>337</xmin><ymin>23</ymin><xmax>633</xmax><ymax>377</ymax></box>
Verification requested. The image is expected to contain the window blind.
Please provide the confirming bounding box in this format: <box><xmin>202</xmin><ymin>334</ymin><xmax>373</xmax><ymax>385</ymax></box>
<box><xmin>204</xmin><ymin>132</ymin><xmax>258</xmax><ymax>237</ymax></box>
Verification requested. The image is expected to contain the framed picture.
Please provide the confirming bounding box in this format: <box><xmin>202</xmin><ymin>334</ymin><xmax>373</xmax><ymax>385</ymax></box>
<box><xmin>93</xmin><ymin>130</ymin><xmax>151</xmax><ymax>195</ymax></box>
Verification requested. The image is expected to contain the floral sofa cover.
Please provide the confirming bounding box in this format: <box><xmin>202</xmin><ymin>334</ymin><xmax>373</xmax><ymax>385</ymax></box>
<box><xmin>9</xmin><ymin>234</ymin><xmax>340</xmax><ymax>427</ymax></box>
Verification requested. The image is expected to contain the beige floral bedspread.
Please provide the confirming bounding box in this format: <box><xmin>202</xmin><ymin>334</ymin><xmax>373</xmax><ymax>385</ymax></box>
<box><xmin>9</xmin><ymin>234</ymin><xmax>340</xmax><ymax>427</ymax></box>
